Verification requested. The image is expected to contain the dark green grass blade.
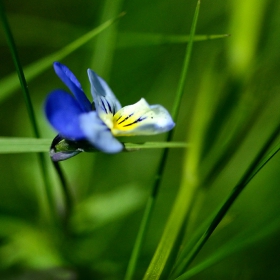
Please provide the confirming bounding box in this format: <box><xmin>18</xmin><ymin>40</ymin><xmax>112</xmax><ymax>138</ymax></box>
<box><xmin>117</xmin><ymin>32</ymin><xmax>229</xmax><ymax>48</ymax></box>
<box><xmin>127</xmin><ymin>2</ymin><xmax>200</xmax><ymax>280</ymax></box>
<box><xmin>0</xmin><ymin>13</ymin><xmax>125</xmax><ymax>103</ymax></box>
<box><xmin>0</xmin><ymin>1</ymin><xmax>56</xmax><ymax>222</ymax></box>
<box><xmin>172</xmin><ymin>122</ymin><xmax>280</xmax><ymax>277</ymax></box>
<box><xmin>0</xmin><ymin>1</ymin><xmax>39</xmax><ymax>138</ymax></box>
<box><xmin>175</xmin><ymin>215</ymin><xmax>280</xmax><ymax>280</ymax></box>
<box><xmin>171</xmin><ymin>139</ymin><xmax>280</xmax><ymax>277</ymax></box>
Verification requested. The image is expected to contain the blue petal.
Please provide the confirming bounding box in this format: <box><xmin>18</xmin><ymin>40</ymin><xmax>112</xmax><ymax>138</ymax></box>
<box><xmin>45</xmin><ymin>89</ymin><xmax>86</xmax><ymax>140</ymax></box>
<box><xmin>79</xmin><ymin>112</ymin><xmax>123</xmax><ymax>153</ymax></box>
<box><xmin>54</xmin><ymin>62</ymin><xmax>91</xmax><ymax>112</ymax></box>
<box><xmin>87</xmin><ymin>69</ymin><xmax>121</xmax><ymax>117</ymax></box>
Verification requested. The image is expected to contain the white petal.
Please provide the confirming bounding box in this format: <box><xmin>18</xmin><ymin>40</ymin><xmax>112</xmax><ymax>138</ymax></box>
<box><xmin>111</xmin><ymin>98</ymin><xmax>175</xmax><ymax>136</ymax></box>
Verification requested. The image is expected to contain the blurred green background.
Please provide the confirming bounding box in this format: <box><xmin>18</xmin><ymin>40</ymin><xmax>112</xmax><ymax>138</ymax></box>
<box><xmin>1</xmin><ymin>0</ymin><xmax>280</xmax><ymax>279</ymax></box>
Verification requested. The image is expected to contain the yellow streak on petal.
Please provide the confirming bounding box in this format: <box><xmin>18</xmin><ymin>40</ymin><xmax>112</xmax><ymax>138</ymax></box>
<box><xmin>112</xmin><ymin>98</ymin><xmax>150</xmax><ymax>135</ymax></box>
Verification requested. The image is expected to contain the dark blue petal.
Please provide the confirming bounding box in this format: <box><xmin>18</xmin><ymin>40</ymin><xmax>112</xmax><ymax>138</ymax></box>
<box><xmin>45</xmin><ymin>89</ymin><xmax>86</xmax><ymax>140</ymax></box>
<box><xmin>53</xmin><ymin>62</ymin><xmax>91</xmax><ymax>112</ymax></box>
<box><xmin>79</xmin><ymin>112</ymin><xmax>123</xmax><ymax>153</ymax></box>
<box><xmin>87</xmin><ymin>69</ymin><xmax>121</xmax><ymax>116</ymax></box>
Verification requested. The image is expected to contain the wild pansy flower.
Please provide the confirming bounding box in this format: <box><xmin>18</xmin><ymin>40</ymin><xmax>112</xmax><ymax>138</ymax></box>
<box><xmin>45</xmin><ymin>62</ymin><xmax>175</xmax><ymax>161</ymax></box>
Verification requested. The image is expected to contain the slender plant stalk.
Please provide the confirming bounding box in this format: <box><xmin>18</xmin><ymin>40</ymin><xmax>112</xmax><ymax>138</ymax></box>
<box><xmin>0</xmin><ymin>1</ymin><xmax>70</xmax><ymax>222</ymax></box>
<box><xmin>170</xmin><ymin>136</ymin><xmax>280</xmax><ymax>277</ymax></box>
<box><xmin>0</xmin><ymin>2</ymin><xmax>39</xmax><ymax>138</ymax></box>
<box><xmin>171</xmin><ymin>139</ymin><xmax>280</xmax><ymax>277</ymax></box>
<box><xmin>53</xmin><ymin>161</ymin><xmax>73</xmax><ymax>220</ymax></box>
<box><xmin>173</xmin><ymin>121</ymin><xmax>280</xmax><ymax>277</ymax></box>
<box><xmin>0</xmin><ymin>12</ymin><xmax>126</xmax><ymax>103</ymax></box>
<box><xmin>124</xmin><ymin>2</ymin><xmax>200</xmax><ymax>279</ymax></box>
<box><xmin>176</xmin><ymin>215</ymin><xmax>280</xmax><ymax>280</ymax></box>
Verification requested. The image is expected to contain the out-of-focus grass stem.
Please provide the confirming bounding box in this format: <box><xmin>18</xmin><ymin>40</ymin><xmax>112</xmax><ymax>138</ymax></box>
<box><xmin>174</xmin><ymin>122</ymin><xmax>280</xmax><ymax>277</ymax></box>
<box><xmin>124</xmin><ymin>2</ymin><xmax>200</xmax><ymax>279</ymax></box>
<box><xmin>0</xmin><ymin>1</ymin><xmax>59</xmax><ymax>223</ymax></box>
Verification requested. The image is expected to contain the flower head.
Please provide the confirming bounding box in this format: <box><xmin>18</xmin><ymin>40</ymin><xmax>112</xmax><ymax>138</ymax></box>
<box><xmin>45</xmin><ymin>62</ymin><xmax>175</xmax><ymax>161</ymax></box>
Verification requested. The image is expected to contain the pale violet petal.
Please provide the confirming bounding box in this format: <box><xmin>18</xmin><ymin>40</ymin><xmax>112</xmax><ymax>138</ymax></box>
<box><xmin>50</xmin><ymin>150</ymin><xmax>81</xmax><ymax>162</ymax></box>
<box><xmin>87</xmin><ymin>69</ymin><xmax>121</xmax><ymax>127</ymax></box>
<box><xmin>49</xmin><ymin>135</ymin><xmax>82</xmax><ymax>161</ymax></box>
<box><xmin>111</xmin><ymin>98</ymin><xmax>175</xmax><ymax>136</ymax></box>
<box><xmin>79</xmin><ymin>112</ymin><xmax>123</xmax><ymax>153</ymax></box>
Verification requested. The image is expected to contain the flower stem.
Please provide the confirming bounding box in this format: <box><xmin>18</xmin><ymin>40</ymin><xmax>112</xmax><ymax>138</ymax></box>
<box><xmin>124</xmin><ymin>2</ymin><xmax>200</xmax><ymax>279</ymax></box>
<box><xmin>52</xmin><ymin>161</ymin><xmax>73</xmax><ymax>220</ymax></box>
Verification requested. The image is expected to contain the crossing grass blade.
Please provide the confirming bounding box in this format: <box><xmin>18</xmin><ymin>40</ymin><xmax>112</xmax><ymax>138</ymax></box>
<box><xmin>0</xmin><ymin>138</ymin><xmax>188</xmax><ymax>153</ymax></box>
<box><xmin>171</xmin><ymin>121</ymin><xmax>280</xmax><ymax>278</ymax></box>
<box><xmin>0</xmin><ymin>13</ymin><xmax>125</xmax><ymax>103</ymax></box>
<box><xmin>175</xmin><ymin>215</ymin><xmax>280</xmax><ymax>280</ymax></box>
<box><xmin>141</xmin><ymin>2</ymin><xmax>201</xmax><ymax>279</ymax></box>
<box><xmin>117</xmin><ymin>32</ymin><xmax>229</xmax><ymax>48</ymax></box>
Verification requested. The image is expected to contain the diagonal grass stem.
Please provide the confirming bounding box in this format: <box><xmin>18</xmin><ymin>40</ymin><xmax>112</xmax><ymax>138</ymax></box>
<box><xmin>173</xmin><ymin>121</ymin><xmax>280</xmax><ymax>278</ymax></box>
<box><xmin>124</xmin><ymin>2</ymin><xmax>200</xmax><ymax>279</ymax></box>
<box><xmin>0</xmin><ymin>1</ymin><xmax>70</xmax><ymax>223</ymax></box>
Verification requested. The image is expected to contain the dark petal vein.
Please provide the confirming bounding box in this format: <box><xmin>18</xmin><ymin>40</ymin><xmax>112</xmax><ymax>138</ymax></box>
<box><xmin>118</xmin><ymin>113</ymin><xmax>134</xmax><ymax>125</ymax></box>
<box><xmin>123</xmin><ymin>117</ymin><xmax>146</xmax><ymax>127</ymax></box>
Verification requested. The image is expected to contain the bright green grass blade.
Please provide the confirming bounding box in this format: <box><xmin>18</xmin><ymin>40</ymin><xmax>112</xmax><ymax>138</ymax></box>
<box><xmin>176</xmin><ymin>216</ymin><xmax>280</xmax><ymax>280</ymax></box>
<box><xmin>141</xmin><ymin>2</ymin><xmax>201</xmax><ymax>280</ymax></box>
<box><xmin>0</xmin><ymin>13</ymin><xmax>124</xmax><ymax>103</ymax></box>
<box><xmin>90</xmin><ymin>0</ymin><xmax>124</xmax><ymax>77</ymax></box>
<box><xmin>124</xmin><ymin>142</ymin><xmax>189</xmax><ymax>150</ymax></box>
<box><xmin>228</xmin><ymin>0</ymin><xmax>267</xmax><ymax>78</ymax></box>
<box><xmin>0</xmin><ymin>137</ymin><xmax>188</xmax><ymax>153</ymax></box>
<box><xmin>117</xmin><ymin>32</ymin><xmax>229</xmax><ymax>48</ymax></box>
<box><xmin>0</xmin><ymin>138</ymin><xmax>51</xmax><ymax>153</ymax></box>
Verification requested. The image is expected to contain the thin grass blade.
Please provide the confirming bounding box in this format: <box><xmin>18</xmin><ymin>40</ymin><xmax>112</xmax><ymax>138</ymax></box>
<box><xmin>117</xmin><ymin>32</ymin><xmax>229</xmax><ymax>48</ymax></box>
<box><xmin>0</xmin><ymin>1</ymin><xmax>56</xmax><ymax>222</ymax></box>
<box><xmin>140</xmin><ymin>2</ymin><xmax>201</xmax><ymax>280</ymax></box>
<box><xmin>175</xmin><ymin>215</ymin><xmax>280</xmax><ymax>280</ymax></box>
<box><xmin>0</xmin><ymin>137</ymin><xmax>188</xmax><ymax>153</ymax></box>
<box><xmin>0</xmin><ymin>13</ymin><xmax>125</xmax><ymax>103</ymax></box>
<box><xmin>172</xmin><ymin>122</ymin><xmax>280</xmax><ymax>277</ymax></box>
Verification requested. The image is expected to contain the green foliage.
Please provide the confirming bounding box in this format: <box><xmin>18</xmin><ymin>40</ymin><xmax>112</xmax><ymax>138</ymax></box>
<box><xmin>0</xmin><ymin>0</ymin><xmax>280</xmax><ymax>279</ymax></box>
